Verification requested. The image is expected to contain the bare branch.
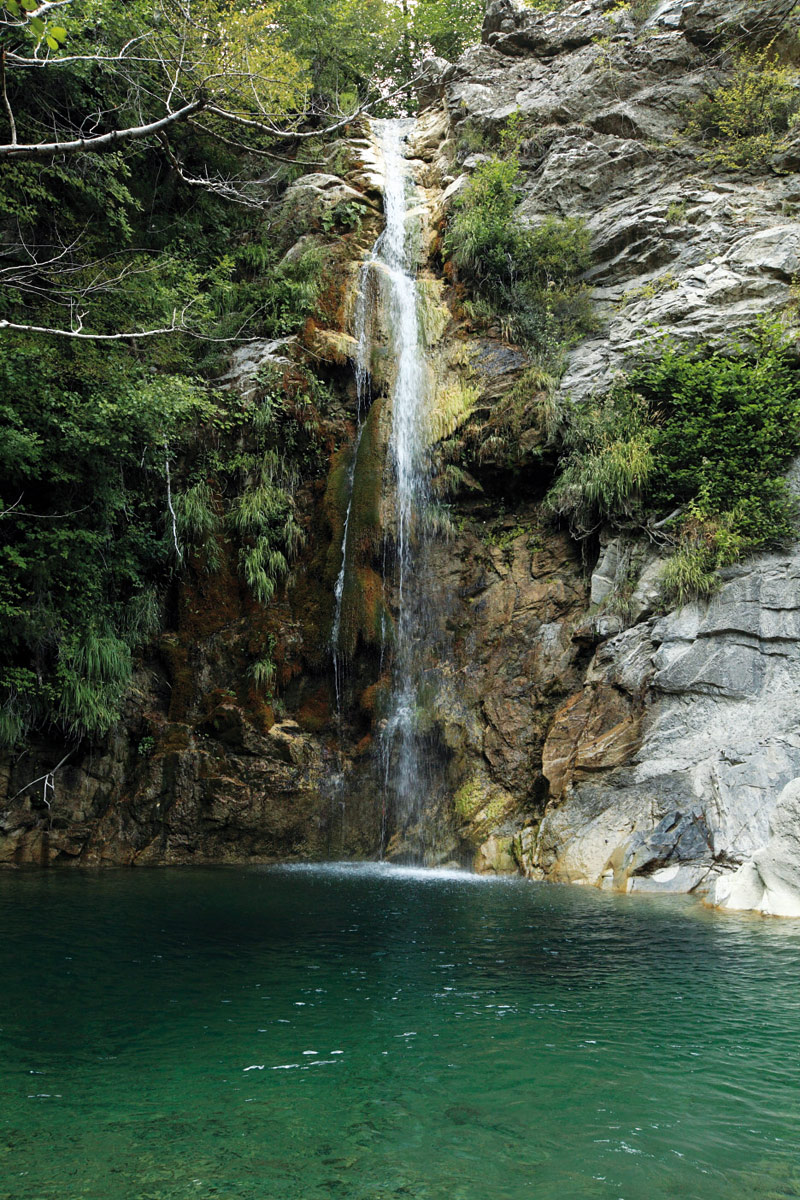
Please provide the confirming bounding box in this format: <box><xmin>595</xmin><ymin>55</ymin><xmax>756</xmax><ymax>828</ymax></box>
<box><xmin>0</xmin><ymin>314</ymin><xmax>267</xmax><ymax>343</ymax></box>
<box><xmin>187</xmin><ymin>120</ymin><xmax>324</xmax><ymax>166</ymax></box>
<box><xmin>0</xmin><ymin>0</ymin><xmax>71</xmax><ymax>29</ymax></box>
<box><xmin>164</xmin><ymin>440</ymin><xmax>181</xmax><ymax>560</ymax></box>
<box><xmin>158</xmin><ymin>131</ymin><xmax>277</xmax><ymax>207</ymax></box>
<box><xmin>205</xmin><ymin>102</ymin><xmax>368</xmax><ymax>141</ymax></box>
<box><xmin>0</xmin><ymin>494</ymin><xmax>24</xmax><ymax>519</ymax></box>
<box><xmin>0</xmin><ymin>97</ymin><xmax>205</xmax><ymax>158</ymax></box>
<box><xmin>6</xmin><ymin>33</ymin><xmax>154</xmax><ymax>68</ymax></box>
<box><xmin>9</xmin><ymin>750</ymin><xmax>72</xmax><ymax>805</ymax></box>
<box><xmin>0</xmin><ymin>315</ymin><xmax>190</xmax><ymax>339</ymax></box>
<box><xmin>1</xmin><ymin>50</ymin><xmax>17</xmax><ymax>145</ymax></box>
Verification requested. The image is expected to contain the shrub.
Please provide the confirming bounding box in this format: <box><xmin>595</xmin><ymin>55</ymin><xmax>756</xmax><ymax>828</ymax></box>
<box><xmin>684</xmin><ymin>49</ymin><xmax>800</xmax><ymax>170</ymax></box>
<box><xmin>658</xmin><ymin>505</ymin><xmax>744</xmax><ymax>606</ymax></box>
<box><xmin>544</xmin><ymin>388</ymin><xmax>655</xmax><ymax>535</ymax></box>
<box><xmin>444</xmin><ymin>151</ymin><xmax>594</xmax><ymax>364</ymax></box>
<box><xmin>639</xmin><ymin>327</ymin><xmax>800</xmax><ymax>529</ymax></box>
<box><xmin>546</xmin><ymin>324</ymin><xmax>800</xmax><ymax>599</ymax></box>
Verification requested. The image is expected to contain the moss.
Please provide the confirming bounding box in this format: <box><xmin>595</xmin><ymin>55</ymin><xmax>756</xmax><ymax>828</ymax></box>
<box><xmin>427</xmin><ymin>379</ymin><xmax>478</xmax><ymax>444</ymax></box>
<box><xmin>454</xmin><ymin>774</ymin><xmax>516</xmax><ymax>830</ymax></box>
<box><xmin>338</xmin><ymin>566</ymin><xmax>392</xmax><ymax>659</ymax></box>
<box><xmin>354</xmin><ymin>733</ymin><xmax>373</xmax><ymax>758</ymax></box>
<box><xmin>349</xmin><ymin>397</ymin><xmax>386</xmax><ymax>555</ymax></box>
<box><xmin>454</xmin><ymin>776</ymin><xmax>487</xmax><ymax>820</ymax></box>
<box><xmin>359</xmin><ymin>678</ymin><xmax>391</xmax><ymax>717</ymax></box>
<box><xmin>482</xmin><ymin>795</ymin><xmax>512</xmax><ymax>826</ymax></box>
<box><xmin>297</xmin><ymin>687</ymin><xmax>332</xmax><ymax>732</ymax></box>
<box><xmin>159</xmin><ymin>636</ymin><xmax>193</xmax><ymax>723</ymax></box>
<box><xmin>417</xmin><ymin>278</ymin><xmax>451</xmax><ymax>348</ymax></box>
<box><xmin>323</xmin><ymin>442</ymin><xmax>355</xmax><ymax>576</ymax></box>
<box><xmin>323</xmin><ymin>397</ymin><xmax>391</xmax><ymax>659</ymax></box>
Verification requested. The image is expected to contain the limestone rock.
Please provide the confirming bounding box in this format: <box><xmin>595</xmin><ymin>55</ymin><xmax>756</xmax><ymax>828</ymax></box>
<box><xmin>441</xmin><ymin>0</ymin><xmax>800</xmax><ymax>405</ymax></box>
<box><xmin>713</xmin><ymin>780</ymin><xmax>800</xmax><ymax>917</ymax></box>
<box><xmin>281</xmin><ymin>173</ymin><xmax>377</xmax><ymax>238</ymax></box>
<box><xmin>538</xmin><ymin>547</ymin><xmax>800</xmax><ymax>897</ymax></box>
<box><xmin>474</xmin><ymin>834</ymin><xmax>517</xmax><ymax>874</ymax></box>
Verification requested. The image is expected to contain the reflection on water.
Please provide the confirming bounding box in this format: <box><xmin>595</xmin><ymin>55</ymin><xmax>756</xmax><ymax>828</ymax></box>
<box><xmin>1</xmin><ymin>864</ymin><xmax>800</xmax><ymax>1199</ymax></box>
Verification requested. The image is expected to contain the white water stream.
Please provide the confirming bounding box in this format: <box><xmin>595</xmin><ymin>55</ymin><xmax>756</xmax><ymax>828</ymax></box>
<box><xmin>329</xmin><ymin>118</ymin><xmax>435</xmax><ymax>853</ymax></box>
<box><xmin>374</xmin><ymin>119</ymin><xmax>432</xmax><ymax>839</ymax></box>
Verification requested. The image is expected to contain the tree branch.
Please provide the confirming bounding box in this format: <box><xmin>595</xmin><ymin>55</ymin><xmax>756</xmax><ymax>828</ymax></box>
<box><xmin>6</xmin><ymin>34</ymin><xmax>154</xmax><ymax>68</ymax></box>
<box><xmin>187</xmin><ymin>119</ymin><xmax>324</xmax><ymax>166</ymax></box>
<box><xmin>205</xmin><ymin>101</ymin><xmax>368</xmax><ymax>141</ymax></box>
<box><xmin>0</xmin><ymin>97</ymin><xmax>204</xmax><ymax>158</ymax></box>
<box><xmin>0</xmin><ymin>0</ymin><xmax>71</xmax><ymax>29</ymax></box>
<box><xmin>1</xmin><ymin>50</ymin><xmax>17</xmax><ymax>145</ymax></box>
<box><xmin>158</xmin><ymin>131</ymin><xmax>278</xmax><ymax>207</ymax></box>
<box><xmin>0</xmin><ymin>316</ymin><xmax>190</xmax><ymax>339</ymax></box>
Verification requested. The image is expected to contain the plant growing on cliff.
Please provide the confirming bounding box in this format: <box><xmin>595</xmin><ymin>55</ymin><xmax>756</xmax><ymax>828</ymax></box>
<box><xmin>683</xmin><ymin>49</ymin><xmax>800</xmax><ymax>170</ymax></box>
<box><xmin>444</xmin><ymin>149</ymin><xmax>594</xmax><ymax>365</ymax></box>
<box><xmin>544</xmin><ymin>387</ymin><xmax>655</xmax><ymax>536</ymax></box>
<box><xmin>546</xmin><ymin>324</ymin><xmax>800</xmax><ymax>600</ymax></box>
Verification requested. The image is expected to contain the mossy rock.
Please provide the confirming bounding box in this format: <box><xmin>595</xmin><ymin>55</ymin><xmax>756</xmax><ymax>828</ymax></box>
<box><xmin>474</xmin><ymin>834</ymin><xmax>518</xmax><ymax>875</ymax></box>
<box><xmin>453</xmin><ymin>773</ymin><xmax>516</xmax><ymax>832</ymax></box>
<box><xmin>417</xmin><ymin>277</ymin><xmax>451</xmax><ymax>348</ymax></box>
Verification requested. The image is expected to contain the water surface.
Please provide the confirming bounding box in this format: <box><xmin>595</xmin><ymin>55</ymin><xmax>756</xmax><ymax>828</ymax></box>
<box><xmin>2</xmin><ymin>864</ymin><xmax>799</xmax><ymax>1199</ymax></box>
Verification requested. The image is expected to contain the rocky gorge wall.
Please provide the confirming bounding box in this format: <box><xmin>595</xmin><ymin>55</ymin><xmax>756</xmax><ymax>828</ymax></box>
<box><xmin>4</xmin><ymin>0</ymin><xmax>800</xmax><ymax>918</ymax></box>
<box><xmin>416</xmin><ymin>0</ymin><xmax>800</xmax><ymax>915</ymax></box>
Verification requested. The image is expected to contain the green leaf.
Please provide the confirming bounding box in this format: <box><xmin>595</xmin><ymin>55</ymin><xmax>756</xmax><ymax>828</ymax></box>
<box><xmin>29</xmin><ymin>15</ymin><xmax>44</xmax><ymax>34</ymax></box>
<box><xmin>20</xmin><ymin>0</ymin><xmax>36</xmax><ymax>11</ymax></box>
<box><xmin>50</xmin><ymin>25</ymin><xmax>67</xmax><ymax>42</ymax></box>
<box><xmin>45</xmin><ymin>34</ymin><xmax>58</xmax><ymax>49</ymax></box>
<box><xmin>5</xmin><ymin>1</ymin><xmax>21</xmax><ymax>18</ymax></box>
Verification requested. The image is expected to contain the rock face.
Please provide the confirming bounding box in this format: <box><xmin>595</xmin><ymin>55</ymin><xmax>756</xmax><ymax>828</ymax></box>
<box><xmin>445</xmin><ymin>0</ymin><xmax>800</xmax><ymax>403</ymax></box>
<box><xmin>714</xmin><ymin>780</ymin><xmax>800</xmax><ymax>917</ymax></box>
<box><xmin>537</xmin><ymin>550</ymin><xmax>800</xmax><ymax>902</ymax></box>
<box><xmin>426</xmin><ymin>0</ymin><xmax>800</xmax><ymax>911</ymax></box>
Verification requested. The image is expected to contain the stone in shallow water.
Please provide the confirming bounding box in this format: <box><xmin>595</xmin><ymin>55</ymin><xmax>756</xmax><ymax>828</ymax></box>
<box><xmin>627</xmin><ymin>863</ymin><xmax>713</xmax><ymax>895</ymax></box>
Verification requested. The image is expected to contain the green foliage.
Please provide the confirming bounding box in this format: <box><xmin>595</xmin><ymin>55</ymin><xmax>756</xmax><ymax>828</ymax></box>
<box><xmin>210</xmin><ymin>371</ymin><xmax>325</xmax><ymax>606</ymax></box>
<box><xmin>0</xmin><ymin>335</ymin><xmax>209</xmax><ymax>747</ymax></box>
<box><xmin>174</xmin><ymin>481</ymin><xmax>223</xmax><ymax>572</ymax></box>
<box><xmin>545</xmin><ymin>389</ymin><xmax>655</xmax><ymax>534</ymax></box>
<box><xmin>658</xmin><ymin>507</ymin><xmax>743</xmax><ymax>606</ymax></box>
<box><xmin>320</xmin><ymin>200</ymin><xmax>367</xmax><ymax>233</ymax></box>
<box><xmin>0</xmin><ymin>68</ymin><xmax>328</xmax><ymax>755</ymax></box>
<box><xmin>409</xmin><ymin>0</ymin><xmax>484</xmax><ymax>60</ymax></box>
<box><xmin>445</xmin><ymin>149</ymin><xmax>594</xmax><ymax>365</ymax></box>
<box><xmin>546</xmin><ymin>325</ymin><xmax>800</xmax><ymax>601</ymax></box>
<box><xmin>605</xmin><ymin>0</ymin><xmax>658</xmax><ymax>22</ymax></box>
<box><xmin>250</xmin><ymin>635</ymin><xmax>277</xmax><ymax>693</ymax></box>
<box><xmin>683</xmin><ymin>49</ymin><xmax>800</xmax><ymax>170</ymax></box>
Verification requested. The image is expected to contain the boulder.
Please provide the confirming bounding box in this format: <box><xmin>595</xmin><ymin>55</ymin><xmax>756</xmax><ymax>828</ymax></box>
<box><xmin>714</xmin><ymin>780</ymin><xmax>800</xmax><ymax>917</ymax></box>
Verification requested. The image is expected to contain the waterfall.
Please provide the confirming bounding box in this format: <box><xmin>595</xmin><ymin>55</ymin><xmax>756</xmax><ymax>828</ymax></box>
<box><xmin>374</xmin><ymin>119</ymin><xmax>434</xmax><ymax>853</ymax></box>
<box><xmin>330</xmin><ymin>118</ymin><xmax>437</xmax><ymax>859</ymax></box>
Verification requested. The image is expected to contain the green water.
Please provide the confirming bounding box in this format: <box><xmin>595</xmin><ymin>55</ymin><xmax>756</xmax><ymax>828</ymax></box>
<box><xmin>2</xmin><ymin>865</ymin><xmax>800</xmax><ymax>1200</ymax></box>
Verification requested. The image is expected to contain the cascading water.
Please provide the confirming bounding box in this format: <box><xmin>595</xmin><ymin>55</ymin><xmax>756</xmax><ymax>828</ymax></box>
<box><xmin>330</xmin><ymin>118</ymin><xmax>442</xmax><ymax>860</ymax></box>
<box><xmin>373</xmin><ymin>119</ymin><xmax>436</xmax><ymax>854</ymax></box>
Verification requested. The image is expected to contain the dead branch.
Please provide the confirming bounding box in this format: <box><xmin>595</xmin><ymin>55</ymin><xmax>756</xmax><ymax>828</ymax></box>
<box><xmin>0</xmin><ymin>97</ymin><xmax>205</xmax><ymax>157</ymax></box>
